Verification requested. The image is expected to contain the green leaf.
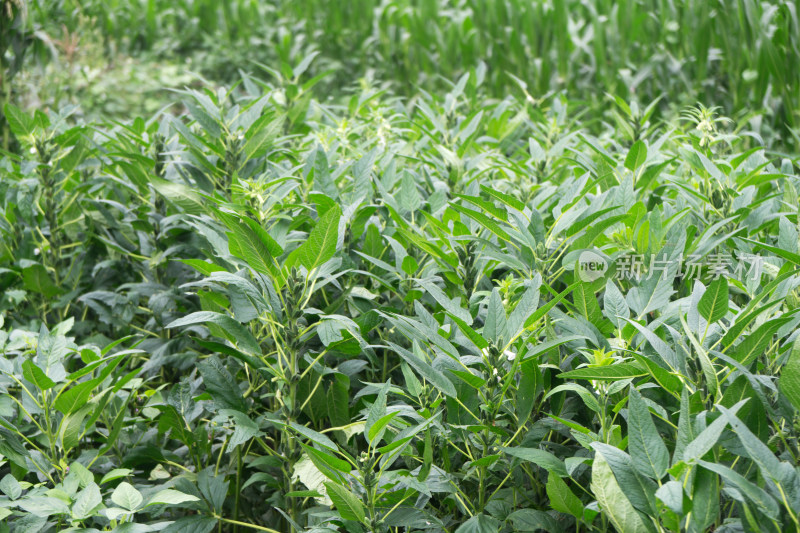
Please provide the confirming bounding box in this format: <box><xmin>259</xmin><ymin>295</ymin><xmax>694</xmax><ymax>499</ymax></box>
<box><xmin>546</xmin><ymin>383</ymin><xmax>601</xmax><ymax>413</ymax></box>
<box><xmin>591</xmin><ymin>443</ymin><xmax>658</xmax><ymax>516</ymax></box>
<box><xmin>450</xmin><ymin>203</ymin><xmax>512</xmax><ymax>242</ymax></box>
<box><xmin>682</xmin><ymin>400</ymin><xmax>746</xmax><ymax>463</ymax></box>
<box><xmin>0</xmin><ymin>474</ymin><xmax>22</xmax><ymax>500</ymax></box>
<box><xmin>100</xmin><ymin>469</ymin><xmax>133</xmax><ymax>485</ymax></box>
<box><xmin>546</xmin><ymin>473</ymin><xmax>584</xmax><ymax>519</ymax></box>
<box><xmin>501</xmin><ymin>447</ymin><xmax>568</xmax><ymax>477</ymax></box>
<box><xmin>698</xmin><ymin>277</ymin><xmax>729</xmax><ymax>324</ymax></box>
<box><xmin>4</xmin><ymin>103</ymin><xmax>34</xmax><ymax>138</ymax></box>
<box><xmin>388</xmin><ymin>341</ymin><xmax>457</xmax><ymax>398</ymax></box>
<box><xmin>162</xmin><ymin>516</ymin><xmax>218</xmax><ymax>533</ymax></box>
<box><xmin>448</xmin><ymin>369</ymin><xmax>487</xmax><ymax>389</ymax></box>
<box><xmin>324</xmin><ymin>482</ymin><xmax>366</xmax><ymax>523</ymax></box>
<box><xmin>740</xmin><ymin>237</ymin><xmax>800</xmax><ymax>266</ymax></box>
<box><xmin>367</xmin><ymin>411</ymin><xmax>398</xmax><ymax>444</ymax></box>
<box><xmin>19</xmin><ymin>496</ymin><xmax>70</xmax><ymax>517</ymax></box>
<box><xmin>627</xmin><ymin>387</ymin><xmax>669</xmax><ymax>480</ymax></box>
<box><xmin>197</xmin><ymin>356</ymin><xmax>247</xmax><ymax>412</ymax></box>
<box><xmin>22</xmin><ymin>359</ymin><xmax>55</xmax><ymax>390</ymax></box>
<box><xmin>292</xmin><ymin>204</ymin><xmax>342</xmax><ymax>271</ymax></box>
<box><xmin>625</xmin><ymin>140</ymin><xmax>647</xmax><ymax>171</ymax></box>
<box><xmin>112</xmin><ymin>482</ymin><xmax>143</xmax><ymax>511</ymax></box>
<box><xmin>219</xmin><ymin>212</ymin><xmax>283</xmax><ymax>278</ymax></box>
<box><xmin>603</xmin><ymin>280</ymin><xmax>629</xmax><ymax>331</ymax></box>
<box><xmin>72</xmin><ymin>482</ymin><xmax>102</xmax><ymax>520</ymax></box>
<box><xmin>558</xmin><ymin>362</ymin><xmax>646</xmax><ymax>380</ymax></box>
<box><xmin>287</xmin><ymin>421</ymin><xmax>339</xmax><ymax>451</ymax></box>
<box><xmin>523</xmin><ymin>282</ymin><xmax>580</xmax><ymax>329</ymax></box>
<box><xmin>364</xmin><ymin>382</ymin><xmax>389</xmax><ymax>443</ymax></box>
<box><xmin>688</xmin><ymin>466</ymin><xmax>720</xmax><ymax>533</ymax></box>
<box><xmin>732</xmin><ymin>317</ymin><xmax>792</xmax><ymax>365</ymax></box>
<box><xmin>591</xmin><ymin>453</ymin><xmax>653</xmax><ymax>533</ymax></box>
<box><xmin>454</xmin><ymin>514</ymin><xmax>501</xmax><ymax>533</ymax></box>
<box><xmin>696</xmin><ymin>460</ymin><xmax>780</xmax><ymax>519</ymax></box>
<box><xmin>483</xmin><ymin>288</ymin><xmax>507</xmax><ymax>344</ymax></box>
<box><xmin>300</xmin><ymin>443</ymin><xmax>352</xmax><ymax>473</ymax></box>
<box><xmin>779</xmin><ymin>337</ymin><xmax>800</xmax><ymax>412</ymax></box>
<box><xmin>167</xmin><ymin>311</ymin><xmax>261</xmax><ymax>355</ymax></box>
<box><xmin>655</xmin><ymin>480</ymin><xmax>685</xmax><ymax>514</ymax></box>
<box><xmin>516</xmin><ymin>360</ymin><xmax>540</xmax><ymax>427</ymax></box>
<box><xmin>242</xmin><ymin>114</ymin><xmax>284</xmax><ymax>159</ymax></box>
<box><xmin>519</xmin><ymin>335</ymin><xmax>587</xmax><ymax>363</ymax></box>
<box><xmin>22</xmin><ymin>263</ymin><xmax>61</xmax><ymax>298</ymax></box>
<box><xmin>54</xmin><ymin>380</ymin><xmax>98</xmax><ymax>415</ymax></box>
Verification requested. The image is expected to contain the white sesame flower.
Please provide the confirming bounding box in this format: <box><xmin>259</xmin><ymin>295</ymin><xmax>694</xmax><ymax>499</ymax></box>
<box><xmin>504</xmin><ymin>350</ymin><xmax>516</xmax><ymax>361</ymax></box>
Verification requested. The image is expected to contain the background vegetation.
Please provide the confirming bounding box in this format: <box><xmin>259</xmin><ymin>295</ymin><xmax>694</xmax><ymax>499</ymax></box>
<box><xmin>1</xmin><ymin>1</ymin><xmax>799</xmax><ymax>532</ymax></box>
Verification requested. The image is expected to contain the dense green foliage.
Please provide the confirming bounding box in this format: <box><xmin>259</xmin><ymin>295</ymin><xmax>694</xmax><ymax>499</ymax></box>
<box><xmin>8</xmin><ymin>0</ymin><xmax>800</xmax><ymax>145</ymax></box>
<box><xmin>2</xmin><ymin>1</ymin><xmax>800</xmax><ymax>533</ymax></box>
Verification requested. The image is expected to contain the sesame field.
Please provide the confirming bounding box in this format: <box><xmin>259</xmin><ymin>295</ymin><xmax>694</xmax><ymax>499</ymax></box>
<box><xmin>1</xmin><ymin>1</ymin><xmax>800</xmax><ymax>532</ymax></box>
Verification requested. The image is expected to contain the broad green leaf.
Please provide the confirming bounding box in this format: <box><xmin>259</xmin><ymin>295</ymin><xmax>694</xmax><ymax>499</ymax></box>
<box><xmin>696</xmin><ymin>460</ymin><xmax>780</xmax><ymax>519</ymax></box>
<box><xmin>388</xmin><ymin>341</ymin><xmax>457</xmax><ymax>398</ymax></box>
<box><xmin>22</xmin><ymin>359</ymin><xmax>55</xmax><ymax>390</ymax></box>
<box><xmin>288</xmin><ymin>421</ymin><xmax>339</xmax><ymax>451</ymax></box>
<box><xmin>732</xmin><ymin>317</ymin><xmax>792</xmax><ymax>365</ymax></box>
<box><xmin>448</xmin><ymin>369</ymin><xmax>487</xmax><ymax>389</ymax></box>
<box><xmin>72</xmin><ymin>482</ymin><xmax>102</xmax><ymax>520</ymax></box>
<box><xmin>197</xmin><ymin>356</ymin><xmax>247</xmax><ymax>412</ymax></box>
<box><xmin>147</xmin><ymin>489</ymin><xmax>200</xmax><ymax>506</ymax></box>
<box><xmin>0</xmin><ymin>474</ymin><xmax>21</xmax><ymax>500</ymax></box>
<box><xmin>683</xmin><ymin>400</ymin><xmax>746</xmax><ymax>463</ymax></box>
<box><xmin>698</xmin><ymin>277</ymin><xmax>729</xmax><ymax>324</ymax></box>
<box><xmin>367</xmin><ymin>411</ymin><xmax>398</xmax><ymax>445</ymax></box>
<box><xmin>300</xmin><ymin>443</ymin><xmax>352</xmax><ymax>474</ymax></box>
<box><xmin>558</xmin><ymin>362</ymin><xmax>646</xmax><ymax>380</ymax></box>
<box><xmin>324</xmin><ymin>482</ymin><xmax>366</xmax><ymax>523</ymax></box>
<box><xmin>779</xmin><ymin>337</ymin><xmax>800</xmax><ymax>412</ymax></box>
<box><xmin>688</xmin><ymin>466</ymin><xmax>720</xmax><ymax>533</ymax></box>
<box><xmin>591</xmin><ymin>454</ymin><xmax>653</xmax><ymax>533</ymax></box>
<box><xmin>591</xmin><ymin>443</ymin><xmax>658</xmax><ymax>516</ymax></box>
<box><xmin>4</xmin><ymin>103</ymin><xmax>34</xmax><ymax>138</ymax></box>
<box><xmin>364</xmin><ymin>381</ymin><xmax>389</xmax><ymax>443</ymax></box>
<box><xmin>603</xmin><ymin>280</ymin><xmax>629</xmax><ymax>331</ymax></box>
<box><xmin>627</xmin><ymin>387</ymin><xmax>669</xmax><ymax>479</ymax></box>
<box><xmin>166</xmin><ymin>311</ymin><xmax>261</xmax><ymax>355</ymax></box>
<box><xmin>501</xmin><ymin>447</ymin><xmax>567</xmax><ymax>477</ymax></box>
<box><xmin>655</xmin><ymin>480</ymin><xmax>685</xmax><ymax>514</ymax></box>
<box><xmin>483</xmin><ymin>288</ymin><xmax>507</xmax><ymax>344</ymax></box>
<box><xmin>292</xmin><ymin>204</ymin><xmax>342</xmax><ymax>271</ymax></box>
<box><xmin>219</xmin><ymin>212</ymin><xmax>283</xmax><ymax>277</ymax></box>
<box><xmin>546</xmin><ymin>474</ymin><xmax>584</xmax><ymax>519</ymax></box>
<box><xmin>112</xmin><ymin>482</ymin><xmax>143</xmax><ymax>511</ymax></box>
<box><xmin>545</xmin><ymin>383</ymin><xmax>601</xmax><ymax>413</ymax></box>
<box><xmin>519</xmin><ymin>335</ymin><xmax>587</xmax><ymax>363</ymax></box>
<box><xmin>243</xmin><ymin>114</ymin><xmax>284</xmax><ymax>159</ymax></box>
<box><xmin>625</xmin><ymin>140</ymin><xmax>647</xmax><ymax>171</ymax></box>
<box><xmin>162</xmin><ymin>516</ymin><xmax>218</xmax><ymax>533</ymax></box>
<box><xmin>100</xmin><ymin>469</ymin><xmax>133</xmax><ymax>485</ymax></box>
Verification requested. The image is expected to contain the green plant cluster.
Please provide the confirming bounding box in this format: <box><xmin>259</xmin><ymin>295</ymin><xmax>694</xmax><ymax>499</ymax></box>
<box><xmin>10</xmin><ymin>0</ymin><xmax>800</xmax><ymax>148</ymax></box>
<box><xmin>2</xmin><ymin>58</ymin><xmax>800</xmax><ymax>532</ymax></box>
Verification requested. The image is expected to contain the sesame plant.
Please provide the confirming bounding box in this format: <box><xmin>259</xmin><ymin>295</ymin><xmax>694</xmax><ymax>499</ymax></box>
<box><xmin>2</xmin><ymin>3</ymin><xmax>800</xmax><ymax>533</ymax></box>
